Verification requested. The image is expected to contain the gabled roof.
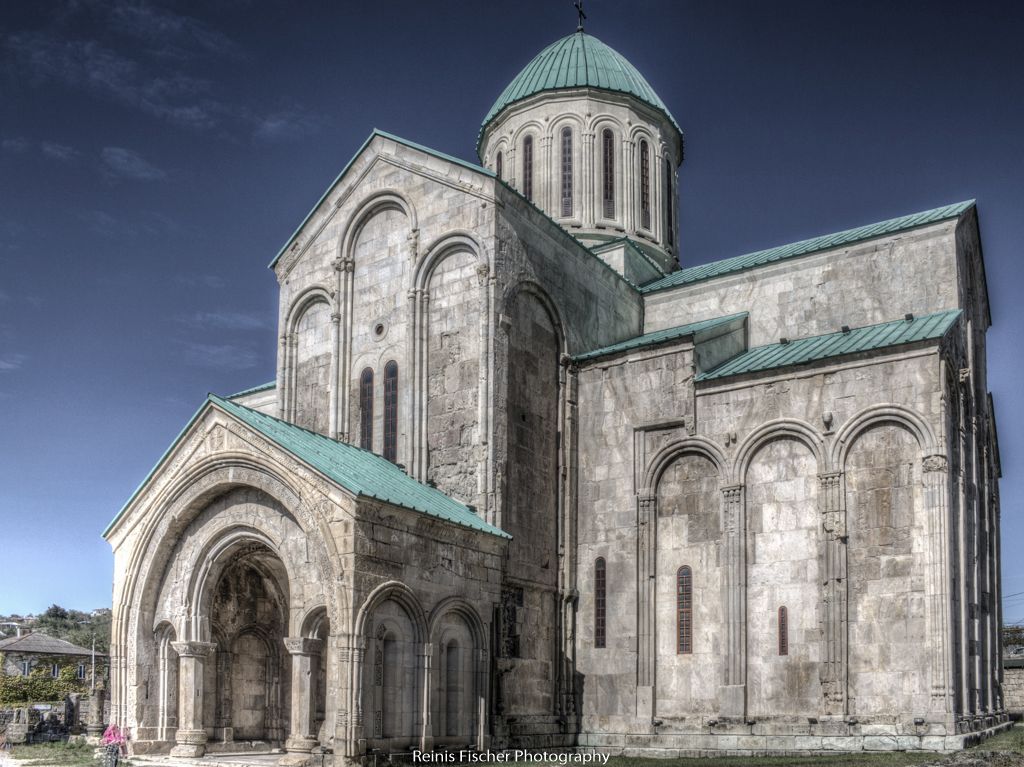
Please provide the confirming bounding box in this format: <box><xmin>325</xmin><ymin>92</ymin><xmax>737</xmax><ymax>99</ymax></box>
<box><xmin>642</xmin><ymin>201</ymin><xmax>976</xmax><ymax>293</ymax></box>
<box><xmin>696</xmin><ymin>309</ymin><xmax>961</xmax><ymax>382</ymax></box>
<box><xmin>479</xmin><ymin>31</ymin><xmax>682</xmax><ymax>154</ymax></box>
<box><xmin>104</xmin><ymin>394</ymin><xmax>509</xmax><ymax>540</ymax></box>
<box><xmin>270</xmin><ymin>129</ymin><xmax>495</xmax><ymax>269</ymax></box>
<box><xmin>574</xmin><ymin>312</ymin><xmax>747</xmax><ymax>363</ymax></box>
<box><xmin>0</xmin><ymin>633</ymin><xmax>103</xmax><ymax>657</ymax></box>
<box><xmin>228</xmin><ymin>380</ymin><xmax>276</xmax><ymax>399</ymax></box>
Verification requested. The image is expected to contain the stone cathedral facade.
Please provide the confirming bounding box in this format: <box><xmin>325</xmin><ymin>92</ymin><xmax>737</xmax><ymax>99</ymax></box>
<box><xmin>104</xmin><ymin>30</ymin><xmax>1005</xmax><ymax>763</ymax></box>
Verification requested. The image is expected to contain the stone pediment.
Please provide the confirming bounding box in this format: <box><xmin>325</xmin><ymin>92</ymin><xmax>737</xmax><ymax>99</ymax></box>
<box><xmin>270</xmin><ymin>129</ymin><xmax>497</xmax><ymax>280</ymax></box>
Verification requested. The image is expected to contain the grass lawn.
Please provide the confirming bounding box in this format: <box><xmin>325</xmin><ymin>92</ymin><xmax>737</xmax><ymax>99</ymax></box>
<box><xmin>6</xmin><ymin>740</ymin><xmax>124</xmax><ymax>767</ymax></box>
<box><xmin>598</xmin><ymin>755</ymin><xmax>937</xmax><ymax>767</ymax></box>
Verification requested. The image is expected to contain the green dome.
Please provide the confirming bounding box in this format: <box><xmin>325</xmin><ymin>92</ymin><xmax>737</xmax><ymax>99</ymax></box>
<box><xmin>479</xmin><ymin>31</ymin><xmax>681</xmax><ymax>152</ymax></box>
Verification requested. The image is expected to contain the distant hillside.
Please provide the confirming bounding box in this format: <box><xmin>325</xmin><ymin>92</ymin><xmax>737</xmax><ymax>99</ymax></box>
<box><xmin>0</xmin><ymin>605</ymin><xmax>111</xmax><ymax>654</ymax></box>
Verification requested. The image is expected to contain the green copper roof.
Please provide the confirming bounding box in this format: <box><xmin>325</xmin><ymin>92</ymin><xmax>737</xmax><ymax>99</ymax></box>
<box><xmin>696</xmin><ymin>310</ymin><xmax>962</xmax><ymax>382</ymax></box>
<box><xmin>574</xmin><ymin>312</ymin><xmax>748</xmax><ymax>363</ymax></box>
<box><xmin>479</xmin><ymin>31</ymin><xmax>681</xmax><ymax>153</ymax></box>
<box><xmin>105</xmin><ymin>394</ymin><xmax>509</xmax><ymax>539</ymax></box>
<box><xmin>642</xmin><ymin>201</ymin><xmax>975</xmax><ymax>293</ymax></box>
<box><xmin>228</xmin><ymin>380</ymin><xmax>276</xmax><ymax>399</ymax></box>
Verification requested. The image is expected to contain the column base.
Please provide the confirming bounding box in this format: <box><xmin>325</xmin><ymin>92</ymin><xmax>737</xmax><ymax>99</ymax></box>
<box><xmin>171</xmin><ymin>729</ymin><xmax>208</xmax><ymax>758</ymax></box>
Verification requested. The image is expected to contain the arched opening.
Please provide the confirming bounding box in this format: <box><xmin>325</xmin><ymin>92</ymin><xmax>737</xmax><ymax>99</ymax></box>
<box><xmin>602</xmin><ymin>128</ymin><xmax>615</xmax><ymax>219</ymax></box>
<box><xmin>560</xmin><ymin>126</ymin><xmax>573</xmax><ymax>217</ymax></box>
<box><xmin>522</xmin><ymin>135</ymin><xmax>534</xmax><ymax>201</ymax></box>
<box><xmin>360</xmin><ymin>367</ymin><xmax>374</xmax><ymax>450</ymax></box>
<box><xmin>154</xmin><ymin>623</ymin><xmax>178</xmax><ymax>742</ymax></box>
<box><xmin>431</xmin><ymin>606</ymin><xmax>482</xmax><ymax>746</ymax></box>
<box><xmin>639</xmin><ymin>139</ymin><xmax>651</xmax><ymax>230</ymax></box>
<box><xmin>204</xmin><ymin>540</ymin><xmax>290</xmax><ymax>745</ymax></box>
<box><xmin>291</xmin><ymin>299</ymin><xmax>332</xmax><ymax>434</ymax></box>
<box><xmin>363</xmin><ymin>599</ymin><xmax>420</xmax><ymax>751</ymax></box>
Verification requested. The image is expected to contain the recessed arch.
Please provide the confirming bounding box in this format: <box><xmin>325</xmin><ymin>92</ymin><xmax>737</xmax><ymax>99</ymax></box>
<box><xmin>285</xmin><ymin>285</ymin><xmax>333</xmax><ymax>333</ymax></box>
<box><xmin>733</xmin><ymin>418</ymin><xmax>828</xmax><ymax>484</ymax></box>
<box><xmin>641</xmin><ymin>435</ymin><xmax>727</xmax><ymax>496</ymax></box>
<box><xmin>339</xmin><ymin>190</ymin><xmax>417</xmax><ymax>263</ymax></box>
<box><xmin>354</xmin><ymin>581</ymin><xmax>429</xmax><ymax>644</ymax></box>
<box><xmin>500</xmin><ymin>280</ymin><xmax>568</xmax><ymax>357</ymax></box>
<box><xmin>830</xmin><ymin>404</ymin><xmax>938</xmax><ymax>469</ymax></box>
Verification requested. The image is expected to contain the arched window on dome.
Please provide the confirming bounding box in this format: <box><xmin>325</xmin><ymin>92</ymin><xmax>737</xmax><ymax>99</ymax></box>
<box><xmin>594</xmin><ymin>557</ymin><xmax>606</xmax><ymax>648</ymax></box>
<box><xmin>778</xmin><ymin>606</ymin><xmax>789</xmax><ymax>656</ymax></box>
<box><xmin>664</xmin><ymin>156</ymin><xmax>674</xmax><ymax>246</ymax></box>
<box><xmin>639</xmin><ymin>140</ymin><xmax>651</xmax><ymax>230</ymax></box>
<box><xmin>383</xmin><ymin>360</ymin><xmax>398</xmax><ymax>462</ymax></box>
<box><xmin>676</xmin><ymin>565</ymin><xmax>692</xmax><ymax>654</ymax></box>
<box><xmin>522</xmin><ymin>135</ymin><xmax>534</xmax><ymax>202</ymax></box>
<box><xmin>601</xmin><ymin>129</ymin><xmax>615</xmax><ymax>219</ymax></box>
<box><xmin>359</xmin><ymin>367</ymin><xmax>374</xmax><ymax>450</ymax></box>
<box><xmin>560</xmin><ymin>127</ymin><xmax>573</xmax><ymax>217</ymax></box>
<box><xmin>495</xmin><ymin>151</ymin><xmax>503</xmax><ymax>181</ymax></box>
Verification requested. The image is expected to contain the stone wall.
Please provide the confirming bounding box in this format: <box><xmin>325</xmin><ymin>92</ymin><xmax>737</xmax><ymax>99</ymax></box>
<box><xmin>1003</xmin><ymin>665</ymin><xmax>1024</xmax><ymax>717</ymax></box>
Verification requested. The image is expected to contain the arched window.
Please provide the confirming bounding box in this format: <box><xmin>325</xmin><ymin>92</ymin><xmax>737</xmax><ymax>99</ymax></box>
<box><xmin>560</xmin><ymin>127</ymin><xmax>573</xmax><ymax>217</ymax></box>
<box><xmin>664</xmin><ymin>156</ymin><xmax>674</xmax><ymax>246</ymax></box>
<box><xmin>778</xmin><ymin>606</ymin><xmax>789</xmax><ymax>656</ymax></box>
<box><xmin>522</xmin><ymin>135</ymin><xmax>534</xmax><ymax>201</ymax></box>
<box><xmin>602</xmin><ymin>128</ymin><xmax>615</xmax><ymax>218</ymax></box>
<box><xmin>359</xmin><ymin>367</ymin><xmax>374</xmax><ymax>450</ymax></box>
<box><xmin>495</xmin><ymin>151</ymin><xmax>503</xmax><ymax>180</ymax></box>
<box><xmin>640</xmin><ymin>140</ymin><xmax>651</xmax><ymax>230</ymax></box>
<box><xmin>676</xmin><ymin>565</ymin><xmax>692</xmax><ymax>654</ymax></box>
<box><xmin>383</xmin><ymin>360</ymin><xmax>398</xmax><ymax>462</ymax></box>
<box><xmin>594</xmin><ymin>557</ymin><xmax>606</xmax><ymax>648</ymax></box>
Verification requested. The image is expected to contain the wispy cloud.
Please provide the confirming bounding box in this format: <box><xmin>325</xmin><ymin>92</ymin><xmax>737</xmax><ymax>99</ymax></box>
<box><xmin>107</xmin><ymin>2</ymin><xmax>246</xmax><ymax>61</ymax></box>
<box><xmin>1</xmin><ymin>137</ymin><xmax>30</xmax><ymax>153</ymax></box>
<box><xmin>40</xmin><ymin>141</ymin><xmax>78</xmax><ymax>161</ymax></box>
<box><xmin>4</xmin><ymin>4</ymin><xmax>322</xmax><ymax>142</ymax></box>
<box><xmin>253</xmin><ymin>109</ymin><xmax>322</xmax><ymax>144</ymax></box>
<box><xmin>179</xmin><ymin>341</ymin><xmax>259</xmax><ymax>370</ymax></box>
<box><xmin>0</xmin><ymin>353</ymin><xmax>27</xmax><ymax>371</ymax></box>
<box><xmin>101</xmin><ymin>146</ymin><xmax>166</xmax><ymax>180</ymax></box>
<box><xmin>177</xmin><ymin>311</ymin><xmax>267</xmax><ymax>331</ymax></box>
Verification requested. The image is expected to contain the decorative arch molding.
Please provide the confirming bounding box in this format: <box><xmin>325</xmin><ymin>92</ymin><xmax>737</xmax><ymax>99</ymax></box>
<box><xmin>510</xmin><ymin>120</ymin><xmax>546</xmax><ymax>149</ymax></box>
<box><xmin>500</xmin><ymin>279</ymin><xmax>569</xmax><ymax>356</ymax></box>
<box><xmin>588</xmin><ymin>114</ymin><xmax>627</xmax><ymax>135</ymax></box>
<box><xmin>184</xmin><ymin>525</ymin><xmax>294</xmax><ymax>643</ymax></box>
<box><xmin>641</xmin><ymin>435</ymin><xmax>727</xmax><ymax>496</ymax></box>
<box><xmin>732</xmin><ymin>417</ymin><xmax>829</xmax><ymax>484</ymax></box>
<box><xmin>285</xmin><ymin>286</ymin><xmax>334</xmax><ymax>332</ymax></box>
<box><xmin>339</xmin><ymin>190</ymin><xmax>417</xmax><ymax>263</ymax></box>
<box><xmin>414</xmin><ymin>231</ymin><xmax>487</xmax><ymax>289</ymax></box>
<box><xmin>830</xmin><ymin>404</ymin><xmax>939</xmax><ymax>469</ymax></box>
<box><xmin>299</xmin><ymin>604</ymin><xmax>330</xmax><ymax>639</ymax></box>
<box><xmin>353</xmin><ymin>581</ymin><xmax>429</xmax><ymax>645</ymax></box>
<box><xmin>427</xmin><ymin>597</ymin><xmax>487</xmax><ymax>649</ymax></box>
<box><xmin>627</xmin><ymin>123</ymin><xmax>657</xmax><ymax>144</ymax></box>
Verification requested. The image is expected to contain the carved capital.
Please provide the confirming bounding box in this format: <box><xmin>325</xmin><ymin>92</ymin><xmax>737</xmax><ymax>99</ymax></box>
<box><xmin>923</xmin><ymin>454</ymin><xmax>949</xmax><ymax>473</ymax></box>
<box><xmin>475</xmin><ymin>262</ymin><xmax>490</xmax><ymax>285</ymax></box>
<box><xmin>170</xmin><ymin>640</ymin><xmax>216</xmax><ymax>659</ymax></box>
<box><xmin>637</xmin><ymin>494</ymin><xmax>656</xmax><ymax>511</ymax></box>
<box><xmin>721</xmin><ymin>485</ymin><xmax>743</xmax><ymax>503</ymax></box>
<box><xmin>283</xmin><ymin>637</ymin><xmax>323</xmax><ymax>656</ymax></box>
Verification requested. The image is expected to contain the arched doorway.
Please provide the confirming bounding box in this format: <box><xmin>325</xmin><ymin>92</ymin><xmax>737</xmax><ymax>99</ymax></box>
<box><xmin>203</xmin><ymin>540</ymin><xmax>290</xmax><ymax>746</ymax></box>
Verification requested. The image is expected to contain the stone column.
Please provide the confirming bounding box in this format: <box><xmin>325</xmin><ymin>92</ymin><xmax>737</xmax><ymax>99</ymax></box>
<box><xmin>924</xmin><ymin>454</ymin><xmax>956</xmax><ymax>717</ymax></box>
<box><xmin>419</xmin><ymin>642</ymin><xmax>434</xmax><ymax>752</ymax></box>
<box><xmin>636</xmin><ymin>494</ymin><xmax>656</xmax><ymax>719</ymax></box>
<box><xmin>818</xmin><ymin>471</ymin><xmax>848</xmax><ymax>716</ymax></box>
<box><xmin>342</xmin><ymin>636</ymin><xmax>366</xmax><ymax>760</ymax></box>
<box><xmin>719</xmin><ymin>485</ymin><xmax>746</xmax><ymax>717</ymax></box>
<box><xmin>169</xmin><ymin>641</ymin><xmax>215</xmax><ymax>758</ymax></box>
<box><xmin>475</xmin><ymin>647</ymin><xmax>490</xmax><ymax>750</ymax></box>
<box><xmin>581</xmin><ymin>132</ymin><xmax>595</xmax><ymax>228</ymax></box>
<box><xmin>281</xmin><ymin>637</ymin><xmax>323</xmax><ymax>762</ymax></box>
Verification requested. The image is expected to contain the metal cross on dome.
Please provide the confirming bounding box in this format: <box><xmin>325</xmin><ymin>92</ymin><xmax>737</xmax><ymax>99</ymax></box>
<box><xmin>574</xmin><ymin>0</ymin><xmax>586</xmax><ymax>32</ymax></box>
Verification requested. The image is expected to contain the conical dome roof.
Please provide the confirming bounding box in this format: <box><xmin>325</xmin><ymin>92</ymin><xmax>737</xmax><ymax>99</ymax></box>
<box><xmin>479</xmin><ymin>31</ymin><xmax>681</xmax><ymax>150</ymax></box>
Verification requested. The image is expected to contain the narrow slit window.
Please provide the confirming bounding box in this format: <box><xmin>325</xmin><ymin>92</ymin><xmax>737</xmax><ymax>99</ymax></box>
<box><xmin>664</xmin><ymin>157</ymin><xmax>674</xmax><ymax>246</ymax></box>
<box><xmin>677</xmin><ymin>565</ymin><xmax>692</xmax><ymax>654</ymax></box>
<box><xmin>778</xmin><ymin>606</ymin><xmax>789</xmax><ymax>656</ymax></box>
<box><xmin>640</xmin><ymin>140</ymin><xmax>651</xmax><ymax>230</ymax></box>
<box><xmin>522</xmin><ymin>135</ymin><xmax>534</xmax><ymax>202</ymax></box>
<box><xmin>383</xmin><ymin>360</ymin><xmax>398</xmax><ymax>462</ymax></box>
<box><xmin>496</xmin><ymin>151</ymin><xmax>503</xmax><ymax>180</ymax></box>
<box><xmin>359</xmin><ymin>367</ymin><xmax>374</xmax><ymax>450</ymax></box>
<box><xmin>595</xmin><ymin>557</ymin><xmax>606</xmax><ymax>648</ymax></box>
<box><xmin>560</xmin><ymin>127</ymin><xmax>573</xmax><ymax>217</ymax></box>
<box><xmin>602</xmin><ymin>129</ymin><xmax>615</xmax><ymax>218</ymax></box>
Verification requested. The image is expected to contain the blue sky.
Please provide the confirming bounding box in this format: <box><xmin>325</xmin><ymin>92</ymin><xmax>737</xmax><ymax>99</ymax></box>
<box><xmin>1</xmin><ymin>0</ymin><xmax>1023</xmax><ymax>621</ymax></box>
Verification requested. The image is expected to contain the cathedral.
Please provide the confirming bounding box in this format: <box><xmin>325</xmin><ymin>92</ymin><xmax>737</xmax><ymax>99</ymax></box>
<box><xmin>104</xmin><ymin>26</ymin><xmax>1005</xmax><ymax>763</ymax></box>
